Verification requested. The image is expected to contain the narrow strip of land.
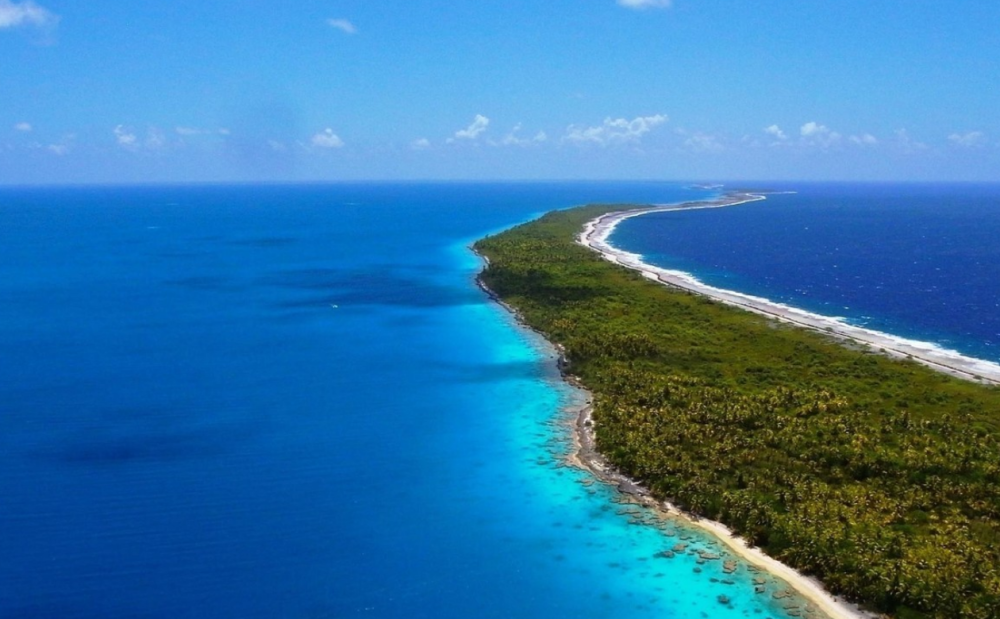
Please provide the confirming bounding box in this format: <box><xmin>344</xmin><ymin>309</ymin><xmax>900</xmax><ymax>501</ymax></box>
<box><xmin>580</xmin><ymin>194</ymin><xmax>1000</xmax><ymax>385</ymax></box>
<box><xmin>565</xmin><ymin>193</ymin><xmax>882</xmax><ymax>618</ymax></box>
<box><xmin>477</xmin><ymin>201</ymin><xmax>1000</xmax><ymax>619</ymax></box>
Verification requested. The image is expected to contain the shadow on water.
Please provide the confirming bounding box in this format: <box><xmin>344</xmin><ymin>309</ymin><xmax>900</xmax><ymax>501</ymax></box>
<box><xmin>427</xmin><ymin>359</ymin><xmax>559</xmax><ymax>384</ymax></box>
<box><xmin>29</xmin><ymin>408</ymin><xmax>259</xmax><ymax>466</ymax></box>
<box><xmin>227</xmin><ymin>236</ymin><xmax>298</xmax><ymax>248</ymax></box>
<box><xmin>263</xmin><ymin>267</ymin><xmax>484</xmax><ymax>309</ymax></box>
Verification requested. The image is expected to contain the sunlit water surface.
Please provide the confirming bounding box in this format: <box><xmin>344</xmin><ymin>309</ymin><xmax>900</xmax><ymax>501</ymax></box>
<box><xmin>1</xmin><ymin>183</ymin><xmax>818</xmax><ymax>619</ymax></box>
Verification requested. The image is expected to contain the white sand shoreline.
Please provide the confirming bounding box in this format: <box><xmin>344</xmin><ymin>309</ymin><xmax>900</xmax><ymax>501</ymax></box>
<box><xmin>474</xmin><ymin>227</ymin><xmax>877</xmax><ymax>619</ymax></box>
<box><xmin>565</xmin><ymin>193</ymin><xmax>896</xmax><ymax>619</ymax></box>
<box><xmin>567</xmin><ymin>191</ymin><xmax>999</xmax><ymax>619</ymax></box>
<box><xmin>479</xmin><ymin>196</ymin><xmax>999</xmax><ymax>619</ymax></box>
<box><xmin>579</xmin><ymin>193</ymin><xmax>1000</xmax><ymax>386</ymax></box>
<box><xmin>570</xmin><ymin>404</ymin><xmax>877</xmax><ymax>619</ymax></box>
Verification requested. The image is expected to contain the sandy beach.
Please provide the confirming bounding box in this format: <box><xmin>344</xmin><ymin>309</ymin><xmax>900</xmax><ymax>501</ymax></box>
<box><xmin>568</xmin><ymin>401</ymin><xmax>877</xmax><ymax>619</ymax></box>
<box><xmin>477</xmin><ymin>237</ymin><xmax>878</xmax><ymax>619</ymax></box>
<box><xmin>480</xmin><ymin>196</ymin><xmax>1000</xmax><ymax>619</ymax></box>
<box><xmin>579</xmin><ymin>194</ymin><xmax>1000</xmax><ymax>386</ymax></box>
<box><xmin>565</xmin><ymin>192</ymin><xmax>1000</xmax><ymax>618</ymax></box>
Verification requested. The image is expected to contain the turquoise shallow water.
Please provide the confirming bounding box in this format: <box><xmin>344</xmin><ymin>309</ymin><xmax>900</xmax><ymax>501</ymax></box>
<box><xmin>0</xmin><ymin>182</ymin><xmax>821</xmax><ymax>619</ymax></box>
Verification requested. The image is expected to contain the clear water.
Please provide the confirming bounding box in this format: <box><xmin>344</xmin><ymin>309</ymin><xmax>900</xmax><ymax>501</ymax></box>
<box><xmin>612</xmin><ymin>183</ymin><xmax>1000</xmax><ymax>363</ymax></box>
<box><xmin>0</xmin><ymin>183</ymin><xmax>811</xmax><ymax>619</ymax></box>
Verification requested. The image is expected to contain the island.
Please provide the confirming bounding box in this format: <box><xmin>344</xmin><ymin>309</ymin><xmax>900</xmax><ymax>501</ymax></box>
<box><xmin>474</xmin><ymin>196</ymin><xmax>1000</xmax><ymax>619</ymax></box>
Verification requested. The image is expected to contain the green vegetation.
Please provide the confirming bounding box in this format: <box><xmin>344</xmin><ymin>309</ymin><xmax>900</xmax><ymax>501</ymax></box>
<box><xmin>475</xmin><ymin>205</ymin><xmax>1000</xmax><ymax>619</ymax></box>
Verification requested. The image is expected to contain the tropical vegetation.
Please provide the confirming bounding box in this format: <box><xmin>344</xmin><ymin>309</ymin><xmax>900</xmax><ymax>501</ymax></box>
<box><xmin>474</xmin><ymin>204</ymin><xmax>1000</xmax><ymax>619</ymax></box>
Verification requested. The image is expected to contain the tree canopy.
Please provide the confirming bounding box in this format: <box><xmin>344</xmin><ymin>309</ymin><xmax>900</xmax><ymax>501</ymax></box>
<box><xmin>475</xmin><ymin>205</ymin><xmax>1000</xmax><ymax>619</ymax></box>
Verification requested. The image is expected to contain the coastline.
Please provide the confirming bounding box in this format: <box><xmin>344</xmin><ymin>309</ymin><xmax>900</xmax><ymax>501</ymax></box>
<box><xmin>569</xmin><ymin>402</ymin><xmax>877</xmax><ymax>619</ymax></box>
<box><xmin>580</xmin><ymin>193</ymin><xmax>1000</xmax><ymax>386</ymax></box>
<box><xmin>473</xmin><ymin>244</ymin><xmax>878</xmax><ymax>619</ymax></box>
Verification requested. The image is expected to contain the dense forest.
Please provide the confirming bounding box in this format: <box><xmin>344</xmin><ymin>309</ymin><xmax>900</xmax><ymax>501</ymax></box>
<box><xmin>474</xmin><ymin>205</ymin><xmax>1000</xmax><ymax>619</ymax></box>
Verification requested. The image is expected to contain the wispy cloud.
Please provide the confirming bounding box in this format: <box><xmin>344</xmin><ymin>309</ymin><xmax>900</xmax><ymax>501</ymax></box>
<box><xmin>617</xmin><ymin>0</ymin><xmax>671</xmax><ymax>9</ymax></box>
<box><xmin>327</xmin><ymin>18</ymin><xmax>357</xmax><ymax>35</ymax></box>
<box><xmin>683</xmin><ymin>132</ymin><xmax>725</xmax><ymax>153</ymax></box>
<box><xmin>767</xmin><ymin>123</ymin><xmax>876</xmax><ymax>149</ymax></box>
<box><xmin>145</xmin><ymin>127</ymin><xmax>167</xmax><ymax>150</ymax></box>
<box><xmin>311</xmin><ymin>128</ymin><xmax>345</xmax><ymax>149</ymax></box>
<box><xmin>948</xmin><ymin>131</ymin><xmax>986</xmax><ymax>148</ymax></box>
<box><xmin>410</xmin><ymin>138</ymin><xmax>431</xmax><ymax>150</ymax></box>
<box><xmin>113</xmin><ymin>125</ymin><xmax>174</xmax><ymax>151</ymax></box>
<box><xmin>800</xmin><ymin>121</ymin><xmax>841</xmax><ymax>148</ymax></box>
<box><xmin>0</xmin><ymin>0</ymin><xmax>57</xmax><ymax>29</ymax></box>
<box><xmin>13</xmin><ymin>121</ymin><xmax>32</xmax><ymax>132</ymax></box>
<box><xmin>491</xmin><ymin>123</ymin><xmax>548</xmax><ymax>147</ymax></box>
<box><xmin>43</xmin><ymin>133</ymin><xmax>73</xmax><ymax>155</ymax></box>
<box><xmin>114</xmin><ymin>125</ymin><xmax>138</xmax><ymax>150</ymax></box>
<box><xmin>564</xmin><ymin>114</ymin><xmax>667</xmax><ymax>146</ymax></box>
<box><xmin>892</xmin><ymin>129</ymin><xmax>929</xmax><ymax>154</ymax></box>
<box><xmin>451</xmin><ymin>114</ymin><xmax>490</xmax><ymax>141</ymax></box>
<box><xmin>849</xmin><ymin>133</ymin><xmax>878</xmax><ymax>147</ymax></box>
<box><xmin>175</xmin><ymin>126</ymin><xmax>218</xmax><ymax>136</ymax></box>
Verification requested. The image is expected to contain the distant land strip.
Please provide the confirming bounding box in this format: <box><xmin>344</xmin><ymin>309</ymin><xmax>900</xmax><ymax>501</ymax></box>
<box><xmin>580</xmin><ymin>194</ymin><xmax>1000</xmax><ymax>386</ymax></box>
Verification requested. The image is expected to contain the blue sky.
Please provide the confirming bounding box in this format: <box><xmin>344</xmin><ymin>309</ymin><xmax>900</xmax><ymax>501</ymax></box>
<box><xmin>2</xmin><ymin>0</ymin><xmax>999</xmax><ymax>184</ymax></box>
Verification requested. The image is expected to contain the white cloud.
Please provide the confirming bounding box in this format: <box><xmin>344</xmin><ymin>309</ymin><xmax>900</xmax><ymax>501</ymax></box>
<box><xmin>44</xmin><ymin>133</ymin><xmax>74</xmax><ymax>155</ymax></box>
<box><xmin>763</xmin><ymin>125</ymin><xmax>787</xmax><ymax>141</ymax></box>
<box><xmin>800</xmin><ymin>121</ymin><xmax>841</xmax><ymax>148</ymax></box>
<box><xmin>175</xmin><ymin>126</ymin><xmax>209</xmax><ymax>136</ymax></box>
<box><xmin>453</xmin><ymin>114</ymin><xmax>490</xmax><ymax>141</ymax></box>
<box><xmin>114</xmin><ymin>125</ymin><xmax>138</xmax><ymax>149</ymax></box>
<box><xmin>176</xmin><ymin>126</ymin><xmax>230</xmax><ymax>137</ymax></box>
<box><xmin>617</xmin><ymin>0</ymin><xmax>671</xmax><ymax>9</ymax></box>
<box><xmin>492</xmin><ymin>123</ymin><xmax>547</xmax><ymax>147</ymax></box>
<box><xmin>683</xmin><ymin>133</ymin><xmax>724</xmax><ymax>153</ymax></box>
<box><xmin>893</xmin><ymin>129</ymin><xmax>929</xmax><ymax>154</ymax></box>
<box><xmin>849</xmin><ymin>133</ymin><xmax>878</xmax><ymax>147</ymax></box>
<box><xmin>498</xmin><ymin>134</ymin><xmax>525</xmax><ymax>146</ymax></box>
<box><xmin>327</xmin><ymin>18</ymin><xmax>356</xmax><ymax>35</ymax></box>
<box><xmin>113</xmin><ymin>125</ymin><xmax>175</xmax><ymax>151</ymax></box>
<box><xmin>948</xmin><ymin>131</ymin><xmax>986</xmax><ymax>148</ymax></box>
<box><xmin>800</xmin><ymin>122</ymin><xmax>829</xmax><ymax>137</ymax></box>
<box><xmin>410</xmin><ymin>138</ymin><xmax>431</xmax><ymax>150</ymax></box>
<box><xmin>311</xmin><ymin>128</ymin><xmax>344</xmax><ymax>149</ymax></box>
<box><xmin>145</xmin><ymin>127</ymin><xmax>167</xmax><ymax>150</ymax></box>
<box><xmin>564</xmin><ymin>114</ymin><xmax>667</xmax><ymax>146</ymax></box>
<box><xmin>14</xmin><ymin>121</ymin><xmax>32</xmax><ymax>132</ymax></box>
<box><xmin>487</xmin><ymin>128</ymin><xmax>548</xmax><ymax>147</ymax></box>
<box><xmin>0</xmin><ymin>0</ymin><xmax>57</xmax><ymax>29</ymax></box>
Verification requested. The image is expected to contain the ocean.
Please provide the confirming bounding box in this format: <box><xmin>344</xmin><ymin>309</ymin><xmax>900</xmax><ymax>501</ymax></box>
<box><xmin>0</xmin><ymin>182</ymin><xmax>821</xmax><ymax>619</ymax></box>
<box><xmin>611</xmin><ymin>183</ymin><xmax>1000</xmax><ymax>364</ymax></box>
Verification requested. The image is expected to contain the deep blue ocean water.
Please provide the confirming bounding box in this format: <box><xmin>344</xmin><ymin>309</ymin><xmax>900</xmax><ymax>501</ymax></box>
<box><xmin>612</xmin><ymin>183</ymin><xmax>1000</xmax><ymax>364</ymax></box>
<box><xmin>0</xmin><ymin>183</ymin><xmax>819</xmax><ymax>619</ymax></box>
